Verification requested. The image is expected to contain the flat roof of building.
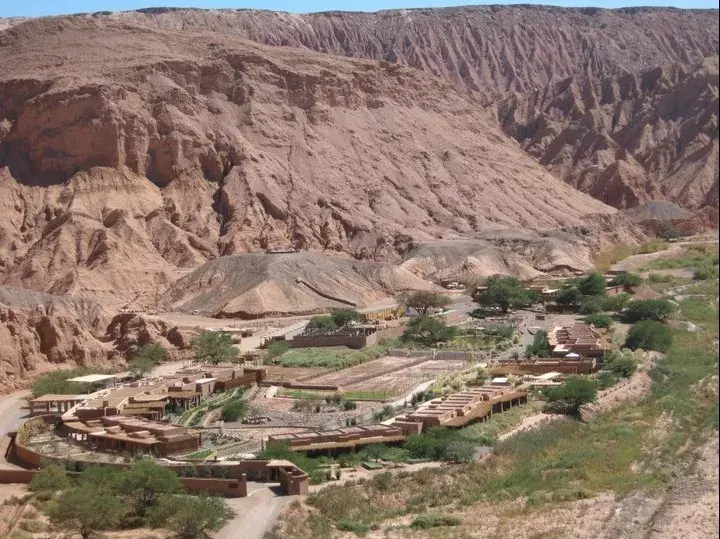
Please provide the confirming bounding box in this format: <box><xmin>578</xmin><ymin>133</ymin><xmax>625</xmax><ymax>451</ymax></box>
<box><xmin>30</xmin><ymin>394</ymin><xmax>86</xmax><ymax>403</ymax></box>
<box><xmin>66</xmin><ymin>374</ymin><xmax>117</xmax><ymax>383</ymax></box>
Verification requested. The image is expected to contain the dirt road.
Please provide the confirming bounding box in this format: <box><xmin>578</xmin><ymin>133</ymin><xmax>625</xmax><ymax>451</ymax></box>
<box><xmin>213</xmin><ymin>484</ymin><xmax>295</xmax><ymax>539</ymax></box>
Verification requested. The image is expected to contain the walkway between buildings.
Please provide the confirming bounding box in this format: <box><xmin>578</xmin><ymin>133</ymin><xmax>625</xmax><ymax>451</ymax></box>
<box><xmin>213</xmin><ymin>482</ymin><xmax>295</xmax><ymax>539</ymax></box>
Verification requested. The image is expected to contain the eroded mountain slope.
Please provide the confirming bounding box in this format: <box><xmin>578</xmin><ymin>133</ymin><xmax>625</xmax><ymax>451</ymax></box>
<box><xmin>0</xmin><ymin>17</ymin><xmax>613</xmax><ymax>309</ymax></box>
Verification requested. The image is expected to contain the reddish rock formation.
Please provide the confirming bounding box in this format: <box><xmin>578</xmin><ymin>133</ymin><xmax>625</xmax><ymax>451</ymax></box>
<box><xmin>0</xmin><ymin>16</ymin><xmax>613</xmax><ymax>309</ymax></box>
<box><xmin>107</xmin><ymin>6</ymin><xmax>719</xmax><ymax>213</ymax></box>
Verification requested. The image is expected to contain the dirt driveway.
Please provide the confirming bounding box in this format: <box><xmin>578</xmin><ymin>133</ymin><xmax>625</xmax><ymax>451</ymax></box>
<box><xmin>213</xmin><ymin>483</ymin><xmax>296</xmax><ymax>539</ymax></box>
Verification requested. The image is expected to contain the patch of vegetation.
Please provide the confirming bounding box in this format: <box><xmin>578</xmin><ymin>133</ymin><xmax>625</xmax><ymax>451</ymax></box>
<box><xmin>306</xmin><ymin>315</ymin><xmax>338</xmax><ymax>332</ymax></box>
<box><xmin>192</xmin><ymin>330</ymin><xmax>239</xmax><ymax>364</ymax></box>
<box><xmin>331</xmin><ymin>308</ymin><xmax>361</xmax><ymax>327</ymax></box>
<box><xmin>398</xmin><ymin>291</ymin><xmax>452</xmax><ymax>315</ymax></box>
<box><xmin>184</xmin><ymin>449</ymin><xmax>213</xmax><ymax>460</ymax></box>
<box><xmin>288</xmin><ymin>280</ymin><xmax>719</xmax><ymax>536</ymax></box>
<box><xmin>402</xmin><ymin>315</ymin><xmax>457</xmax><ymax>346</ymax></box>
<box><xmin>221</xmin><ymin>398</ymin><xmax>246</xmax><ymax>422</ymax></box>
<box><xmin>583</xmin><ymin>313</ymin><xmax>614</xmax><ymax>328</ymax></box>
<box><xmin>601</xmin><ymin>293</ymin><xmax>632</xmax><ymax>311</ymax></box>
<box><xmin>640</xmin><ymin>244</ymin><xmax>718</xmax><ymax>272</ymax></box>
<box><xmin>622</xmin><ymin>299</ymin><xmax>676</xmax><ymax>322</ymax></box>
<box><xmin>543</xmin><ymin>376</ymin><xmax>598</xmax><ymax>416</ymax></box>
<box><xmin>30</xmin><ymin>368</ymin><xmax>110</xmax><ymax>398</ymax></box>
<box><xmin>625</xmin><ymin>320</ymin><xmax>674</xmax><ymax>353</ymax></box>
<box><xmin>595</xmin><ymin>240</ymin><xmax>667</xmax><ymax>271</ymax></box>
<box><xmin>410</xmin><ymin>513</ymin><xmax>461</xmax><ymax>529</ymax></box>
<box><xmin>342</xmin><ymin>390</ymin><xmax>392</xmax><ymax>401</ymax></box>
<box><xmin>577</xmin><ymin>272</ymin><xmax>607</xmax><ymax>296</ymax></box>
<box><xmin>475</xmin><ymin>276</ymin><xmax>537</xmax><ymax>313</ymax></box>
<box><xmin>525</xmin><ymin>330</ymin><xmax>551</xmax><ymax>358</ymax></box>
<box><xmin>267</xmin><ymin>340</ymin><xmax>291</xmax><ymax>359</ymax></box>
<box><xmin>268</xmin><ymin>344</ymin><xmax>391</xmax><ymax>369</ymax></box>
<box><xmin>608</xmin><ymin>272</ymin><xmax>643</xmax><ymax>289</ymax></box>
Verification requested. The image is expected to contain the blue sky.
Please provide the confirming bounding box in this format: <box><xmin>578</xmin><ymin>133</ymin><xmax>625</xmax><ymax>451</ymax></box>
<box><xmin>1</xmin><ymin>0</ymin><xmax>717</xmax><ymax>18</ymax></box>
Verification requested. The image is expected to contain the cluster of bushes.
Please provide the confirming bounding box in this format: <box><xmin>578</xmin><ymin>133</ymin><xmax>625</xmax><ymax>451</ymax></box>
<box><xmin>402</xmin><ymin>316</ymin><xmax>457</xmax><ymax>346</ymax></box>
<box><xmin>542</xmin><ymin>376</ymin><xmax>598</xmax><ymax>416</ymax></box>
<box><xmin>404</xmin><ymin>428</ymin><xmax>476</xmax><ymax>463</ymax></box>
<box><xmin>30</xmin><ymin>368</ymin><xmax>110</xmax><ymax>398</ymax></box>
<box><xmin>128</xmin><ymin>343</ymin><xmax>167</xmax><ymax>379</ymax></box>
<box><xmin>625</xmin><ymin>320</ymin><xmax>673</xmax><ymax>352</ymax></box>
<box><xmin>525</xmin><ymin>330</ymin><xmax>551</xmax><ymax>358</ymax></box>
<box><xmin>267</xmin><ymin>344</ymin><xmax>391</xmax><ymax>369</ymax></box>
<box><xmin>220</xmin><ymin>398</ymin><xmax>246</xmax><ymax>422</ymax></box>
<box><xmin>597</xmin><ymin>350</ymin><xmax>639</xmax><ymax>388</ymax></box>
<box><xmin>371</xmin><ymin>405</ymin><xmax>396</xmax><ymax>421</ymax></box>
<box><xmin>28</xmin><ymin>460</ymin><xmax>234</xmax><ymax>539</ymax></box>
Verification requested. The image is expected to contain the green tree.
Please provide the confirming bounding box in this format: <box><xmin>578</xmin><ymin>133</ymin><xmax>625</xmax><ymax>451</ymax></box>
<box><xmin>305</xmin><ymin>315</ymin><xmax>338</xmax><ymax>332</ymax></box>
<box><xmin>128</xmin><ymin>356</ymin><xmax>155</xmax><ymax>379</ymax></box>
<box><xmin>580</xmin><ymin>295</ymin><xmax>603</xmax><ymax>314</ymax></box>
<box><xmin>601</xmin><ymin>293</ymin><xmax>631</xmax><ymax>312</ymax></box>
<box><xmin>544</xmin><ymin>376</ymin><xmax>598</xmax><ymax>416</ymax></box>
<box><xmin>149</xmin><ymin>494</ymin><xmax>235</xmax><ymax>539</ymax></box>
<box><xmin>30</xmin><ymin>368</ymin><xmax>103</xmax><ymax>398</ymax></box>
<box><xmin>555</xmin><ymin>287</ymin><xmax>583</xmax><ymax>306</ymax></box>
<box><xmin>402</xmin><ymin>316</ymin><xmax>457</xmax><ymax>346</ymax></box>
<box><xmin>658</xmin><ymin>220</ymin><xmax>682</xmax><ymax>240</ymax></box>
<box><xmin>623</xmin><ymin>299</ymin><xmax>676</xmax><ymax>322</ymax></box>
<box><xmin>577</xmin><ymin>272</ymin><xmax>606</xmax><ymax>296</ymax></box>
<box><xmin>398</xmin><ymin>291</ymin><xmax>453</xmax><ymax>315</ymax></box>
<box><xmin>77</xmin><ymin>466</ymin><xmax>123</xmax><ymax>491</ymax></box>
<box><xmin>331</xmin><ymin>308</ymin><xmax>361</xmax><ymax>327</ymax></box>
<box><xmin>221</xmin><ymin>399</ymin><xmax>246</xmax><ymax>422</ymax></box>
<box><xmin>46</xmin><ymin>486</ymin><xmax>124</xmax><ymax>539</ymax></box>
<box><xmin>117</xmin><ymin>459</ymin><xmax>183</xmax><ymax>516</ymax></box>
<box><xmin>29</xmin><ymin>464</ymin><xmax>70</xmax><ymax>494</ymax></box>
<box><xmin>192</xmin><ymin>331</ymin><xmax>239</xmax><ymax>364</ymax></box>
<box><xmin>266</xmin><ymin>340</ymin><xmax>291</xmax><ymax>359</ymax></box>
<box><xmin>134</xmin><ymin>343</ymin><xmax>166</xmax><ymax>365</ymax></box>
<box><xmin>625</xmin><ymin>321</ymin><xmax>674</xmax><ymax>352</ymax></box>
<box><xmin>583</xmin><ymin>313</ymin><xmax>613</xmax><ymax>329</ymax></box>
<box><xmin>609</xmin><ymin>273</ymin><xmax>642</xmax><ymax>289</ymax></box>
<box><xmin>475</xmin><ymin>276</ymin><xmax>534</xmax><ymax>313</ymax></box>
<box><xmin>605</xmin><ymin>350</ymin><xmax>637</xmax><ymax>378</ymax></box>
<box><xmin>525</xmin><ymin>330</ymin><xmax>551</xmax><ymax>358</ymax></box>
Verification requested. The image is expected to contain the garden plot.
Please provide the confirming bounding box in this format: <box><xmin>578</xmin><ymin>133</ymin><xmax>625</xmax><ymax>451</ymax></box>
<box><xmin>308</xmin><ymin>356</ymin><xmax>422</xmax><ymax>388</ymax></box>
<box><xmin>344</xmin><ymin>359</ymin><xmax>467</xmax><ymax>396</ymax></box>
<box><xmin>263</xmin><ymin>366</ymin><xmax>329</xmax><ymax>383</ymax></box>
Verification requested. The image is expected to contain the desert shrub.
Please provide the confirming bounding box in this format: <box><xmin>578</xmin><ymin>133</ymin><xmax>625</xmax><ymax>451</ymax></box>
<box><xmin>192</xmin><ymin>331</ymin><xmax>238</xmax><ymax>364</ymax></box>
<box><xmin>18</xmin><ymin>520</ymin><xmax>44</xmax><ymax>533</ymax></box>
<box><xmin>601</xmin><ymin>293</ymin><xmax>631</xmax><ymax>312</ymax></box>
<box><xmin>577</xmin><ymin>272</ymin><xmax>606</xmax><ymax>296</ymax></box>
<box><xmin>411</xmin><ymin>514</ymin><xmax>461</xmax><ymax>529</ymax></box>
<box><xmin>625</xmin><ymin>321</ymin><xmax>673</xmax><ymax>353</ymax></box>
<box><xmin>30</xmin><ymin>368</ymin><xmax>106</xmax><ymax>398</ymax></box>
<box><xmin>605</xmin><ymin>350</ymin><xmax>637</xmax><ymax>378</ymax></box>
<box><xmin>543</xmin><ymin>376</ymin><xmax>597</xmax><ymax>416</ymax></box>
<box><xmin>658</xmin><ymin>220</ymin><xmax>683</xmax><ymax>240</ymax></box>
<box><xmin>583</xmin><ymin>313</ymin><xmax>614</xmax><ymax>329</ymax></box>
<box><xmin>306</xmin><ymin>316</ymin><xmax>338</xmax><ymax>332</ymax></box>
<box><xmin>555</xmin><ymin>287</ymin><xmax>583</xmax><ymax>306</ymax></box>
<box><xmin>342</xmin><ymin>400</ymin><xmax>357</xmax><ymax>410</ymax></box>
<box><xmin>623</xmin><ymin>299</ymin><xmax>676</xmax><ymax>322</ymax></box>
<box><xmin>29</xmin><ymin>464</ymin><xmax>70</xmax><ymax>494</ymax></box>
<box><xmin>221</xmin><ymin>399</ymin><xmax>245</xmax><ymax>422</ymax></box>
<box><xmin>580</xmin><ymin>295</ymin><xmax>604</xmax><ymax>314</ymax></box>
<box><xmin>525</xmin><ymin>330</ymin><xmax>551</xmax><ymax>358</ymax></box>
<box><xmin>608</xmin><ymin>273</ymin><xmax>643</xmax><ymax>289</ymax></box>
<box><xmin>597</xmin><ymin>371</ymin><xmax>619</xmax><ymax>389</ymax></box>
<box><xmin>330</xmin><ymin>308</ymin><xmax>361</xmax><ymax>327</ymax></box>
<box><xmin>338</xmin><ymin>519</ymin><xmax>370</xmax><ymax>534</ymax></box>
<box><xmin>402</xmin><ymin>316</ymin><xmax>457</xmax><ymax>346</ymax></box>
<box><xmin>267</xmin><ymin>340</ymin><xmax>290</xmax><ymax>359</ymax></box>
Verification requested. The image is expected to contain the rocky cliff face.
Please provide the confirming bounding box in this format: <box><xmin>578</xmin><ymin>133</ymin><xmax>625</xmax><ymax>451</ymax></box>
<box><xmin>0</xmin><ymin>286</ymin><xmax>119</xmax><ymax>393</ymax></box>
<box><xmin>108</xmin><ymin>6</ymin><xmax>719</xmax><ymax>213</ymax></box>
<box><xmin>0</xmin><ymin>17</ymin><xmax>613</xmax><ymax>309</ymax></box>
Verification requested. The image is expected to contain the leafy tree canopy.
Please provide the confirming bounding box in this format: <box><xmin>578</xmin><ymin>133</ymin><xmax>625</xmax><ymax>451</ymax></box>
<box><xmin>625</xmin><ymin>320</ymin><xmax>674</xmax><ymax>353</ymax></box>
<box><xmin>330</xmin><ymin>308</ymin><xmax>361</xmax><ymax>327</ymax></box>
<box><xmin>476</xmin><ymin>276</ymin><xmax>535</xmax><ymax>313</ymax></box>
<box><xmin>192</xmin><ymin>331</ymin><xmax>239</xmax><ymax>364</ymax></box>
<box><xmin>402</xmin><ymin>316</ymin><xmax>457</xmax><ymax>346</ymax></box>
<box><xmin>604</xmin><ymin>350</ymin><xmax>637</xmax><ymax>378</ymax></box>
<box><xmin>609</xmin><ymin>273</ymin><xmax>642</xmax><ymax>289</ymax></box>
<box><xmin>117</xmin><ymin>459</ymin><xmax>183</xmax><ymax>516</ymax></box>
<box><xmin>577</xmin><ymin>272</ymin><xmax>607</xmax><ymax>296</ymax></box>
<box><xmin>29</xmin><ymin>464</ymin><xmax>70</xmax><ymax>493</ymax></box>
<box><xmin>555</xmin><ymin>287</ymin><xmax>583</xmax><ymax>306</ymax></box>
<box><xmin>128</xmin><ymin>356</ymin><xmax>156</xmax><ymax>379</ymax></box>
<box><xmin>623</xmin><ymin>299</ymin><xmax>676</xmax><ymax>323</ymax></box>
<box><xmin>583</xmin><ymin>313</ymin><xmax>614</xmax><ymax>329</ymax></box>
<box><xmin>46</xmin><ymin>485</ymin><xmax>124</xmax><ymax>539</ymax></box>
<box><xmin>525</xmin><ymin>330</ymin><xmax>551</xmax><ymax>358</ymax></box>
<box><xmin>149</xmin><ymin>494</ymin><xmax>235</xmax><ymax>539</ymax></box>
<box><xmin>398</xmin><ymin>291</ymin><xmax>453</xmax><ymax>315</ymax></box>
<box><xmin>306</xmin><ymin>315</ymin><xmax>338</xmax><ymax>332</ymax></box>
<box><xmin>133</xmin><ymin>342</ymin><xmax>166</xmax><ymax>365</ymax></box>
<box><xmin>544</xmin><ymin>376</ymin><xmax>598</xmax><ymax>416</ymax></box>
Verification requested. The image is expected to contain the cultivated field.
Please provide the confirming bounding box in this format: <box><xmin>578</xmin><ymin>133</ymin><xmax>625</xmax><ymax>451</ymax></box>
<box><xmin>307</xmin><ymin>356</ymin><xmax>422</xmax><ymax>388</ymax></box>
<box><xmin>344</xmin><ymin>359</ymin><xmax>467</xmax><ymax>396</ymax></box>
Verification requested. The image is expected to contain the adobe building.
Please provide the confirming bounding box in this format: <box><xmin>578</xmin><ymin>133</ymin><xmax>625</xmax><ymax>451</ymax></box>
<box><xmin>398</xmin><ymin>386</ymin><xmax>529</xmax><ymax>429</ymax></box>
<box><xmin>548</xmin><ymin>322</ymin><xmax>611</xmax><ymax>358</ymax></box>
<box><xmin>62</xmin><ymin>415</ymin><xmax>202</xmax><ymax>457</ymax></box>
